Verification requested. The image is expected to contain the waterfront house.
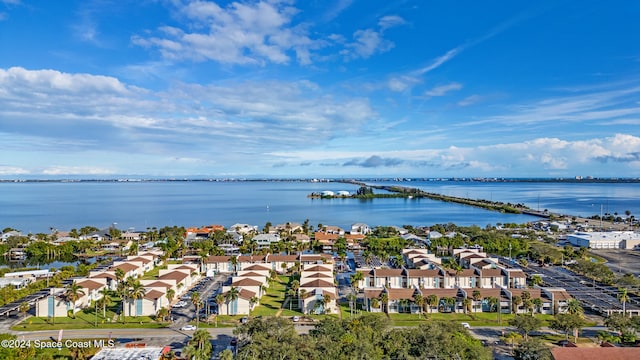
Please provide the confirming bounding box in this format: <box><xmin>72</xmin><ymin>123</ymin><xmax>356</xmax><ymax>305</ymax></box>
<box><xmin>252</xmin><ymin>234</ymin><xmax>281</xmax><ymax>249</ymax></box>
<box><xmin>351</xmin><ymin>223</ymin><xmax>371</xmax><ymax>235</ymax></box>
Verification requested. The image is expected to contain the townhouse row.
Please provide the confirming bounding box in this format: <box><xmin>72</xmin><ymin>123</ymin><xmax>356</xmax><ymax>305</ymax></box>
<box><xmin>35</xmin><ymin>252</ymin><xmax>200</xmax><ymax>318</ymax></box>
<box><xmin>357</xmin><ymin>248</ymin><xmax>572</xmax><ymax>315</ymax></box>
<box><xmin>204</xmin><ymin>253</ymin><xmax>337</xmax><ymax>315</ymax></box>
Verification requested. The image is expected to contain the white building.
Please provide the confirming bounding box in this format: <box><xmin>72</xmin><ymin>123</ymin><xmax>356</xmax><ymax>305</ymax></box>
<box><xmin>567</xmin><ymin>231</ymin><xmax>640</xmax><ymax>249</ymax></box>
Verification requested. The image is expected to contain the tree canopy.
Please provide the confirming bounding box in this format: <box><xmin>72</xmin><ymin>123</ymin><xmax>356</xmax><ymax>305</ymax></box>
<box><xmin>234</xmin><ymin>315</ymin><xmax>490</xmax><ymax>360</ymax></box>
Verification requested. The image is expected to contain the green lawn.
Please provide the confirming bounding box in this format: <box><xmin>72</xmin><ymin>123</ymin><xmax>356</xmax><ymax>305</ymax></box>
<box><xmin>12</xmin><ymin>312</ymin><xmax>166</xmax><ymax>331</ymax></box>
<box><xmin>250</xmin><ymin>275</ymin><xmax>290</xmax><ymax>316</ymax></box>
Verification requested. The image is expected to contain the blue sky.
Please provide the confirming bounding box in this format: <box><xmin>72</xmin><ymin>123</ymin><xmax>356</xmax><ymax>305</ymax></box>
<box><xmin>1</xmin><ymin>0</ymin><xmax>639</xmax><ymax>179</ymax></box>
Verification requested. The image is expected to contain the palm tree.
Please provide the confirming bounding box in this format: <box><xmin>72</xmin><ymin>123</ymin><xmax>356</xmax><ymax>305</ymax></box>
<box><xmin>370</xmin><ymin>298</ymin><xmax>380</xmax><ymax>311</ymax></box>
<box><xmin>249</xmin><ymin>296</ymin><xmax>258</xmax><ymax>312</ymax></box>
<box><xmin>191</xmin><ymin>291</ymin><xmax>201</xmax><ymax>327</ymax></box>
<box><xmin>322</xmin><ymin>294</ymin><xmax>332</xmax><ymax>314</ymax></box>
<box><xmin>63</xmin><ymin>281</ymin><xmax>85</xmax><ymax>319</ymax></box>
<box><xmin>426</xmin><ymin>294</ymin><xmax>438</xmax><ymax>314</ymax></box>
<box><xmin>157</xmin><ymin>307</ymin><xmax>170</xmax><ymax>322</ymax></box>
<box><xmin>230</xmin><ymin>256</ymin><xmax>238</xmax><ymax>275</ymax></box>
<box><xmin>512</xmin><ymin>295</ymin><xmax>522</xmax><ymax>314</ymax></box>
<box><xmin>532</xmin><ymin>298</ymin><xmax>543</xmax><ymax>315</ymax></box>
<box><xmin>414</xmin><ymin>294</ymin><xmax>424</xmax><ymax>318</ymax></box>
<box><xmin>225</xmin><ymin>287</ymin><xmax>239</xmax><ymax>315</ymax></box>
<box><xmin>97</xmin><ymin>289</ymin><xmax>113</xmax><ymax>319</ymax></box>
<box><xmin>566</xmin><ymin>298</ymin><xmax>583</xmax><ymax>316</ymax></box>
<box><xmin>184</xmin><ymin>329</ymin><xmax>212</xmax><ymax>360</ymax></box>
<box><xmin>126</xmin><ymin>280</ymin><xmax>147</xmax><ymax>320</ymax></box>
<box><xmin>19</xmin><ymin>301</ymin><xmax>29</xmax><ymax>320</ymax></box>
<box><xmin>380</xmin><ymin>293</ymin><xmax>389</xmax><ymax>314</ymax></box>
<box><xmin>618</xmin><ymin>288</ymin><xmax>630</xmax><ymax>316</ymax></box>
<box><xmin>531</xmin><ymin>274</ymin><xmax>543</xmax><ymax>287</ymax></box>
<box><xmin>166</xmin><ymin>288</ymin><xmax>175</xmax><ymax>304</ymax></box>
<box><xmin>462</xmin><ymin>298</ymin><xmax>472</xmax><ymax>314</ymax></box>
<box><xmin>350</xmin><ymin>271</ymin><xmax>364</xmax><ymax>291</ymax></box>
<box><xmin>472</xmin><ymin>290</ymin><xmax>482</xmax><ymax>312</ymax></box>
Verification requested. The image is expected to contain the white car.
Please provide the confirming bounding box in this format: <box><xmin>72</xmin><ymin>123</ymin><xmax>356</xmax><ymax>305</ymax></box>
<box><xmin>292</xmin><ymin>316</ymin><xmax>300</xmax><ymax>322</ymax></box>
<box><xmin>461</xmin><ymin>322</ymin><xmax>471</xmax><ymax>329</ymax></box>
<box><xmin>180</xmin><ymin>325</ymin><xmax>196</xmax><ymax>331</ymax></box>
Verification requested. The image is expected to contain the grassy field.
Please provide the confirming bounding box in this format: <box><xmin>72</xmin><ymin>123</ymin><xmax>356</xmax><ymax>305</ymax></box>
<box><xmin>250</xmin><ymin>275</ymin><xmax>289</xmax><ymax>316</ymax></box>
<box><xmin>12</xmin><ymin>312</ymin><xmax>166</xmax><ymax>331</ymax></box>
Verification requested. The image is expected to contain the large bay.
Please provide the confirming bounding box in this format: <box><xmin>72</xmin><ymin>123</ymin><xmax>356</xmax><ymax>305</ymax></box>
<box><xmin>0</xmin><ymin>180</ymin><xmax>638</xmax><ymax>234</ymax></box>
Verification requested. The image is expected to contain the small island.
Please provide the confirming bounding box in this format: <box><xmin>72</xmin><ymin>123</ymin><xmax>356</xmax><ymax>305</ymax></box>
<box><xmin>310</xmin><ymin>182</ymin><xmax>550</xmax><ymax>217</ymax></box>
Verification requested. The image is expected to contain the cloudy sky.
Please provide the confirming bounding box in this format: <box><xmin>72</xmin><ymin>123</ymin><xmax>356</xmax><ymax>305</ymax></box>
<box><xmin>1</xmin><ymin>0</ymin><xmax>639</xmax><ymax>178</ymax></box>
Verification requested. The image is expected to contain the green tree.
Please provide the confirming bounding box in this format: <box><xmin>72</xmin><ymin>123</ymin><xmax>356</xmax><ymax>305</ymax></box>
<box><xmin>225</xmin><ymin>286</ymin><xmax>239</xmax><ymax>315</ymax></box>
<box><xmin>550</xmin><ymin>313</ymin><xmax>586</xmax><ymax>343</ymax></box>
<box><xmin>426</xmin><ymin>294</ymin><xmax>438</xmax><ymax>314</ymax></box>
<box><xmin>183</xmin><ymin>329</ymin><xmax>212</xmax><ymax>360</ymax></box>
<box><xmin>97</xmin><ymin>288</ymin><xmax>112</xmax><ymax>319</ymax></box>
<box><xmin>126</xmin><ymin>280</ymin><xmax>147</xmax><ymax>320</ymax></box>
<box><xmin>566</xmin><ymin>298</ymin><xmax>583</xmax><ymax>316</ymax></box>
<box><xmin>63</xmin><ymin>281</ymin><xmax>85</xmax><ymax>319</ymax></box>
<box><xmin>19</xmin><ymin>301</ymin><xmax>29</xmax><ymax>320</ymax></box>
<box><xmin>414</xmin><ymin>293</ymin><xmax>424</xmax><ymax>318</ymax></box>
<box><xmin>191</xmin><ymin>291</ymin><xmax>201</xmax><ymax>327</ymax></box>
<box><xmin>618</xmin><ymin>288</ymin><xmax>630</xmax><ymax>316</ymax></box>
<box><xmin>513</xmin><ymin>338</ymin><xmax>552</xmax><ymax>360</ymax></box>
<box><xmin>509</xmin><ymin>314</ymin><xmax>542</xmax><ymax>341</ymax></box>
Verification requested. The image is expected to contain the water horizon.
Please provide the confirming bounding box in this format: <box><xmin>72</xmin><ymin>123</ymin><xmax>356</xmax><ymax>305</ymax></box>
<box><xmin>1</xmin><ymin>180</ymin><xmax>638</xmax><ymax>234</ymax></box>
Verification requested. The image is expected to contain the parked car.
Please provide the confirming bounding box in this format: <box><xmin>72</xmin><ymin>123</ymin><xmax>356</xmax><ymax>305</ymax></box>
<box><xmin>180</xmin><ymin>325</ymin><xmax>196</xmax><ymax>331</ymax></box>
<box><xmin>461</xmin><ymin>322</ymin><xmax>471</xmax><ymax>329</ymax></box>
<box><xmin>292</xmin><ymin>316</ymin><xmax>300</xmax><ymax>322</ymax></box>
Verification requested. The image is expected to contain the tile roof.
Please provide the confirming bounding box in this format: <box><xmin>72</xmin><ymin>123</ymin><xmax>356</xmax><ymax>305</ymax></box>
<box><xmin>364</xmin><ymin>289</ymin><xmax>384</xmax><ymax>299</ymax></box>
<box><xmin>110</xmin><ymin>263</ymin><xmax>139</xmax><ymax>272</ymax></box>
<box><xmin>300</xmin><ymin>279</ymin><xmax>335</xmax><ymax>288</ymax></box>
<box><xmin>77</xmin><ymin>279</ymin><xmax>105</xmax><ymax>291</ymax></box>
<box><xmin>232</xmin><ymin>278</ymin><xmax>264</xmax><ymax>287</ymax></box>
<box><xmin>128</xmin><ymin>257</ymin><xmax>152</xmax><ymax>264</ymax></box>
<box><xmin>238</xmin><ymin>271</ymin><xmax>267</xmax><ymax>277</ymax></box>
<box><xmin>243</xmin><ymin>264</ymin><xmax>271</xmax><ymax>271</ymax></box>
<box><xmin>387</xmin><ymin>288</ymin><xmax>416</xmax><ymax>300</ymax></box>
<box><xmin>158</xmin><ymin>271</ymin><xmax>189</xmax><ymax>282</ymax></box>
<box><xmin>91</xmin><ymin>272</ymin><xmax>116</xmax><ymax>280</ymax></box>
<box><xmin>373</xmin><ymin>268</ymin><xmax>403</xmax><ymax>277</ymax></box>
<box><xmin>144</xmin><ymin>290</ymin><xmax>165</xmax><ymax>300</ymax></box>
<box><xmin>206</xmin><ymin>256</ymin><xmax>231</xmax><ymax>263</ymax></box>
<box><xmin>145</xmin><ymin>281</ymin><xmax>174</xmax><ymax>289</ymax></box>
<box><xmin>238</xmin><ymin>255</ymin><xmax>267</xmax><ymax>262</ymax></box>
<box><xmin>419</xmin><ymin>288</ymin><xmax>460</xmax><ymax>298</ymax></box>
<box><xmin>238</xmin><ymin>288</ymin><xmax>257</xmax><ymax>301</ymax></box>
<box><xmin>509</xmin><ymin>288</ymin><xmax>543</xmax><ymax>299</ymax></box>
<box><xmin>303</xmin><ymin>273</ymin><xmax>332</xmax><ymax>278</ymax></box>
<box><xmin>464</xmin><ymin>288</ymin><xmax>501</xmax><ymax>299</ymax></box>
<box><xmin>406</xmin><ymin>269</ymin><xmax>440</xmax><ymax>277</ymax></box>
<box><xmin>480</xmin><ymin>269</ymin><xmax>503</xmax><ymax>277</ymax></box>
<box><xmin>267</xmin><ymin>255</ymin><xmax>298</xmax><ymax>262</ymax></box>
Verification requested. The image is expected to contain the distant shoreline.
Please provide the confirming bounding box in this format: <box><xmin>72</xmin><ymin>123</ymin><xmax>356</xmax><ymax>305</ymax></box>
<box><xmin>1</xmin><ymin>177</ymin><xmax>640</xmax><ymax>183</ymax></box>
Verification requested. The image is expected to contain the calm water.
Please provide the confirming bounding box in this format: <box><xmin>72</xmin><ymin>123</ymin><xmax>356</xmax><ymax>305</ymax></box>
<box><xmin>0</xmin><ymin>180</ymin><xmax>638</xmax><ymax>234</ymax></box>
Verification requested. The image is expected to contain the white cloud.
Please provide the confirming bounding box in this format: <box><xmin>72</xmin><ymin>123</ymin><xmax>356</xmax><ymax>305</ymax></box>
<box><xmin>458</xmin><ymin>94</ymin><xmax>482</xmax><ymax>106</ymax></box>
<box><xmin>0</xmin><ymin>166</ymin><xmax>29</xmax><ymax>175</ymax></box>
<box><xmin>0</xmin><ymin>67</ymin><xmax>376</xmax><ymax>160</ymax></box>
<box><xmin>341</xmin><ymin>28</ymin><xmax>394</xmax><ymax>60</ymax></box>
<box><xmin>268</xmin><ymin>134</ymin><xmax>640</xmax><ymax>176</ymax></box>
<box><xmin>378</xmin><ymin>15</ymin><xmax>406</xmax><ymax>31</ymax></box>
<box><xmin>42</xmin><ymin>166</ymin><xmax>115</xmax><ymax>175</ymax></box>
<box><xmin>133</xmin><ymin>0</ymin><xmax>319</xmax><ymax>65</ymax></box>
<box><xmin>425</xmin><ymin>82</ymin><xmax>462</xmax><ymax>97</ymax></box>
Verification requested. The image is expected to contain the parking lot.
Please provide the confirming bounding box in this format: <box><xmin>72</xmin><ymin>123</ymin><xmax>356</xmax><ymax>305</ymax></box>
<box><xmin>515</xmin><ymin>261</ymin><xmax>640</xmax><ymax>315</ymax></box>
